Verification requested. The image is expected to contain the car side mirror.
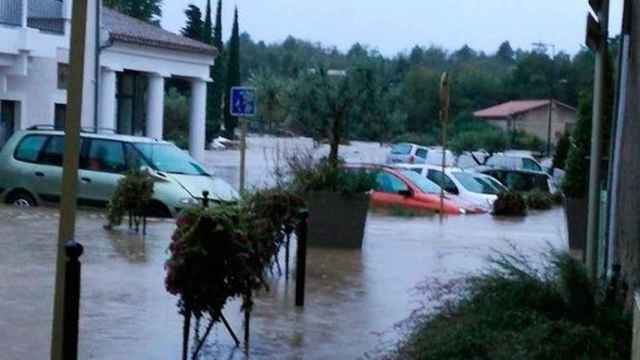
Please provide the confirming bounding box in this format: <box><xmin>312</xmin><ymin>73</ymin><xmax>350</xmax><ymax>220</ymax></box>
<box><xmin>398</xmin><ymin>189</ymin><xmax>412</xmax><ymax>197</ymax></box>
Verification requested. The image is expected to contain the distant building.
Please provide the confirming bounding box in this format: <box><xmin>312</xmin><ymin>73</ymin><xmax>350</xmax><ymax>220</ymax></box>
<box><xmin>473</xmin><ymin>100</ymin><xmax>577</xmax><ymax>145</ymax></box>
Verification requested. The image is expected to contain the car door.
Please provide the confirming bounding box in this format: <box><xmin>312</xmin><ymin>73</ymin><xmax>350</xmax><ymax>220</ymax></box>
<box><xmin>77</xmin><ymin>138</ymin><xmax>127</xmax><ymax>206</ymax></box>
<box><xmin>29</xmin><ymin>135</ymin><xmax>65</xmax><ymax>203</ymax></box>
<box><xmin>370</xmin><ymin>171</ymin><xmax>411</xmax><ymax>208</ymax></box>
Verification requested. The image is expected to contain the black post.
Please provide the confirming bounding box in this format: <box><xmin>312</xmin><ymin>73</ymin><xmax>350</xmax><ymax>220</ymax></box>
<box><xmin>202</xmin><ymin>191</ymin><xmax>210</xmax><ymax>208</ymax></box>
<box><xmin>284</xmin><ymin>231</ymin><xmax>291</xmax><ymax>279</ymax></box>
<box><xmin>295</xmin><ymin>210</ymin><xmax>309</xmax><ymax>307</ymax></box>
<box><xmin>62</xmin><ymin>241</ymin><xmax>83</xmax><ymax>360</ymax></box>
<box><xmin>244</xmin><ymin>292</ymin><xmax>251</xmax><ymax>350</ymax></box>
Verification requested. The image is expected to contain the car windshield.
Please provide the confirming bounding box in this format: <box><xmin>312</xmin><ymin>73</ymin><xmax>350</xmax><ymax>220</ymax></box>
<box><xmin>134</xmin><ymin>143</ymin><xmax>209</xmax><ymax>176</ymax></box>
<box><xmin>400</xmin><ymin>170</ymin><xmax>441</xmax><ymax>194</ymax></box>
<box><xmin>391</xmin><ymin>143</ymin><xmax>412</xmax><ymax>155</ymax></box>
<box><xmin>482</xmin><ymin>176</ymin><xmax>508</xmax><ymax>193</ymax></box>
<box><xmin>452</xmin><ymin>171</ymin><xmax>500</xmax><ymax>195</ymax></box>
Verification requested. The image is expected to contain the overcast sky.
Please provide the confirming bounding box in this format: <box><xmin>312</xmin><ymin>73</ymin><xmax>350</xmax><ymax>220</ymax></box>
<box><xmin>161</xmin><ymin>0</ymin><xmax>623</xmax><ymax>57</ymax></box>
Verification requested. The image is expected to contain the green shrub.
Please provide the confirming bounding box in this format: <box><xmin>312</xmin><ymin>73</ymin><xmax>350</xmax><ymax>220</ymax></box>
<box><xmin>106</xmin><ymin>170</ymin><xmax>154</xmax><ymax>227</ymax></box>
<box><xmin>493</xmin><ymin>191</ymin><xmax>528</xmax><ymax>216</ymax></box>
<box><xmin>553</xmin><ymin>132</ymin><xmax>571</xmax><ymax>170</ymax></box>
<box><xmin>525</xmin><ymin>190</ymin><xmax>553</xmax><ymax>210</ymax></box>
<box><xmin>393</xmin><ymin>250</ymin><xmax>632</xmax><ymax>360</ymax></box>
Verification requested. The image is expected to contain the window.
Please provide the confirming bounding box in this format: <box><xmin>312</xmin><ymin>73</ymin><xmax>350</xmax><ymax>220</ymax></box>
<box><xmin>125</xmin><ymin>143</ymin><xmax>148</xmax><ymax>170</ymax></box>
<box><xmin>415</xmin><ymin>148</ymin><xmax>428</xmax><ymax>159</ymax></box>
<box><xmin>390</xmin><ymin>143</ymin><xmax>412</xmax><ymax>155</ymax></box>
<box><xmin>134</xmin><ymin>143</ymin><xmax>207</xmax><ymax>176</ymax></box>
<box><xmin>14</xmin><ymin>135</ymin><xmax>47</xmax><ymax>163</ymax></box>
<box><xmin>54</xmin><ymin>104</ymin><xmax>66</xmax><ymax>130</ymax></box>
<box><xmin>40</xmin><ymin>136</ymin><xmax>65</xmax><ymax>166</ymax></box>
<box><xmin>375</xmin><ymin>172</ymin><xmax>409</xmax><ymax>193</ymax></box>
<box><xmin>522</xmin><ymin>158</ymin><xmax>542</xmax><ymax>172</ymax></box>
<box><xmin>427</xmin><ymin>169</ymin><xmax>458</xmax><ymax>194</ymax></box>
<box><xmin>452</xmin><ymin>172</ymin><xmax>499</xmax><ymax>195</ymax></box>
<box><xmin>57</xmin><ymin>63</ymin><xmax>69</xmax><ymax>90</ymax></box>
<box><xmin>401</xmin><ymin>170</ymin><xmax>441</xmax><ymax>194</ymax></box>
<box><xmin>85</xmin><ymin>139</ymin><xmax>126</xmax><ymax>173</ymax></box>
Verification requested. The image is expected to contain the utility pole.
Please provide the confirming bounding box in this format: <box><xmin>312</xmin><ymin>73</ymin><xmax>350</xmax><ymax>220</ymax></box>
<box><xmin>585</xmin><ymin>0</ymin><xmax>609</xmax><ymax>281</ymax></box>
<box><xmin>532</xmin><ymin>41</ymin><xmax>556</xmax><ymax>156</ymax></box>
<box><xmin>439</xmin><ymin>72</ymin><xmax>450</xmax><ymax>221</ymax></box>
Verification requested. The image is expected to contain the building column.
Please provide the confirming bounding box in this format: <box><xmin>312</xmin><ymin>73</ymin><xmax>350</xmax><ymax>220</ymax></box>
<box><xmin>146</xmin><ymin>73</ymin><xmax>165</xmax><ymax>139</ymax></box>
<box><xmin>98</xmin><ymin>67</ymin><xmax>117</xmax><ymax>133</ymax></box>
<box><xmin>189</xmin><ymin>78</ymin><xmax>207</xmax><ymax>163</ymax></box>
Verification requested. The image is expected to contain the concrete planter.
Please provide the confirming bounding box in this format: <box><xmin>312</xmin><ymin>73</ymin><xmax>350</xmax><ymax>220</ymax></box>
<box><xmin>565</xmin><ymin>197</ymin><xmax>587</xmax><ymax>256</ymax></box>
<box><xmin>304</xmin><ymin>192</ymin><xmax>370</xmax><ymax>249</ymax></box>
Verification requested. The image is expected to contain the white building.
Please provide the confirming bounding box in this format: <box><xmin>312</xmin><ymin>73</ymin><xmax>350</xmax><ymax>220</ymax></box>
<box><xmin>0</xmin><ymin>0</ymin><xmax>217</xmax><ymax>161</ymax></box>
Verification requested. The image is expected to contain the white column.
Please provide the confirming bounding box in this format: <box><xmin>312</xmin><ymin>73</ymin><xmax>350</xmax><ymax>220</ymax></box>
<box><xmin>146</xmin><ymin>73</ymin><xmax>165</xmax><ymax>139</ymax></box>
<box><xmin>21</xmin><ymin>0</ymin><xmax>28</xmax><ymax>28</ymax></box>
<box><xmin>98</xmin><ymin>67</ymin><xmax>117</xmax><ymax>132</ymax></box>
<box><xmin>189</xmin><ymin>78</ymin><xmax>207</xmax><ymax>163</ymax></box>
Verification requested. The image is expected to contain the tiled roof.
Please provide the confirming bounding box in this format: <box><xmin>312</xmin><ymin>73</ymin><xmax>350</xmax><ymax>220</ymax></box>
<box><xmin>473</xmin><ymin>100</ymin><xmax>576</xmax><ymax>118</ymax></box>
<box><xmin>102</xmin><ymin>7</ymin><xmax>217</xmax><ymax>56</ymax></box>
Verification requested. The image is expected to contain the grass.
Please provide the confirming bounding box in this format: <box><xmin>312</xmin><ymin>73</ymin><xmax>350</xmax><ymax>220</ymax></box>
<box><xmin>391</xmin><ymin>249</ymin><xmax>632</xmax><ymax>360</ymax></box>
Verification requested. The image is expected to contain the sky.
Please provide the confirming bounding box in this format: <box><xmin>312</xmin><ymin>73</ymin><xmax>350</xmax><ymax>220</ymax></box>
<box><xmin>161</xmin><ymin>0</ymin><xmax>623</xmax><ymax>57</ymax></box>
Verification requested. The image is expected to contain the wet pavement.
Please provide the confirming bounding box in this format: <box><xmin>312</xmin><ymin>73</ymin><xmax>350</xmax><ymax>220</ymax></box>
<box><xmin>0</xmin><ymin>137</ymin><xmax>568</xmax><ymax>359</ymax></box>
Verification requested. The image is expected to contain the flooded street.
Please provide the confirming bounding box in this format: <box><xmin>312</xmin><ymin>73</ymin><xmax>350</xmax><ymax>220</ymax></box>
<box><xmin>0</xmin><ymin>137</ymin><xmax>568</xmax><ymax>359</ymax></box>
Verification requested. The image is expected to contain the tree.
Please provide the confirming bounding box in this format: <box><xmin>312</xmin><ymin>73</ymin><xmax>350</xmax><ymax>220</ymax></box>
<box><xmin>181</xmin><ymin>5</ymin><xmax>203</xmax><ymax>41</ymax></box>
<box><xmin>222</xmin><ymin>7</ymin><xmax>240</xmax><ymax>138</ymax></box>
<box><xmin>104</xmin><ymin>0</ymin><xmax>162</xmax><ymax>23</ymax></box>
<box><xmin>202</xmin><ymin>0</ymin><xmax>213</xmax><ymax>44</ymax></box>
<box><xmin>250</xmin><ymin>71</ymin><xmax>285</xmax><ymax>131</ymax></box>
<box><xmin>552</xmin><ymin>132</ymin><xmax>571</xmax><ymax>170</ymax></box>
<box><xmin>496</xmin><ymin>41</ymin><xmax>515</xmax><ymax>63</ymax></box>
<box><xmin>202</xmin><ymin>0</ymin><xmax>221</xmax><ymax>144</ymax></box>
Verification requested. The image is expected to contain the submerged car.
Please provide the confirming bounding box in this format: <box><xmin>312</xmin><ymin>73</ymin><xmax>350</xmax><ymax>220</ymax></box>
<box><xmin>0</xmin><ymin>129</ymin><xmax>238</xmax><ymax>217</ymax></box>
<box><xmin>395</xmin><ymin>164</ymin><xmax>507</xmax><ymax>211</ymax></box>
<box><xmin>366</xmin><ymin>166</ymin><xmax>470</xmax><ymax>215</ymax></box>
<box><xmin>477</xmin><ymin>168</ymin><xmax>557</xmax><ymax>194</ymax></box>
<box><xmin>386</xmin><ymin>143</ymin><xmax>430</xmax><ymax>164</ymax></box>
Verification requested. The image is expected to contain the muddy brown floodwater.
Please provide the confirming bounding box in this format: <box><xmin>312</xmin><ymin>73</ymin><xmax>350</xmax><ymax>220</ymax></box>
<box><xmin>0</xmin><ymin>136</ymin><xmax>567</xmax><ymax>359</ymax></box>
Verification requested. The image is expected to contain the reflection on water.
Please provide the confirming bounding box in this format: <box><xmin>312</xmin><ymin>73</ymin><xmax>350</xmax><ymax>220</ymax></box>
<box><xmin>0</xmin><ymin>138</ymin><xmax>568</xmax><ymax>359</ymax></box>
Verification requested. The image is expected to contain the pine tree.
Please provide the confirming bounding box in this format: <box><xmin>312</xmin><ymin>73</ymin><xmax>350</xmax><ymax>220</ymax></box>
<box><xmin>202</xmin><ymin>0</ymin><xmax>218</xmax><ymax>144</ymax></box>
<box><xmin>223</xmin><ymin>7</ymin><xmax>240</xmax><ymax>138</ymax></box>
<box><xmin>202</xmin><ymin>0</ymin><xmax>213</xmax><ymax>44</ymax></box>
<box><xmin>181</xmin><ymin>5</ymin><xmax>203</xmax><ymax>41</ymax></box>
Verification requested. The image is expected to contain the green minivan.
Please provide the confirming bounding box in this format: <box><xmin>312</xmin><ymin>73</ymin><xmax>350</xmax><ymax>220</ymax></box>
<box><xmin>0</xmin><ymin>129</ymin><xmax>238</xmax><ymax>217</ymax></box>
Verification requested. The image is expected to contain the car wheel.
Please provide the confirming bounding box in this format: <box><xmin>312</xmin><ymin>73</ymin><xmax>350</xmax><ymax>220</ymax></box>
<box><xmin>7</xmin><ymin>191</ymin><xmax>37</xmax><ymax>207</ymax></box>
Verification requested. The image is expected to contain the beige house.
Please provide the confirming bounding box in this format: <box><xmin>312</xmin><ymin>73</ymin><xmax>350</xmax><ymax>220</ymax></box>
<box><xmin>473</xmin><ymin>100</ymin><xmax>577</xmax><ymax>145</ymax></box>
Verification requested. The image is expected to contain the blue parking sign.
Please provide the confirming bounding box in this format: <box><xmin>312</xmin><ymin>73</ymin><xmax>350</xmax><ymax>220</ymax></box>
<box><xmin>230</xmin><ymin>86</ymin><xmax>257</xmax><ymax>117</ymax></box>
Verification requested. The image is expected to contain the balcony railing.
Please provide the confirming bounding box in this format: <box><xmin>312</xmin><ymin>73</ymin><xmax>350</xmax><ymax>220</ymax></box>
<box><xmin>0</xmin><ymin>0</ymin><xmax>64</xmax><ymax>34</ymax></box>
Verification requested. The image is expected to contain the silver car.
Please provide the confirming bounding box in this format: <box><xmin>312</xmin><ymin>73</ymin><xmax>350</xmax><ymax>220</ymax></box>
<box><xmin>0</xmin><ymin>129</ymin><xmax>238</xmax><ymax>217</ymax></box>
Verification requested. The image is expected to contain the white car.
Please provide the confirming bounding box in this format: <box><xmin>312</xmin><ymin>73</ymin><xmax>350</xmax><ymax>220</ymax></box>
<box><xmin>394</xmin><ymin>164</ymin><xmax>507</xmax><ymax>211</ymax></box>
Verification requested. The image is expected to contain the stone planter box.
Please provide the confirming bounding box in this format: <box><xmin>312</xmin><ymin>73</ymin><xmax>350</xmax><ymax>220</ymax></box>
<box><xmin>304</xmin><ymin>191</ymin><xmax>369</xmax><ymax>248</ymax></box>
<box><xmin>565</xmin><ymin>197</ymin><xmax>587</xmax><ymax>257</ymax></box>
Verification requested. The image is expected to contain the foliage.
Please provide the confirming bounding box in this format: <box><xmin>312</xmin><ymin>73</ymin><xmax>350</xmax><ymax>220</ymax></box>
<box><xmin>450</xmin><ymin>128</ymin><xmax>508</xmax><ymax>158</ymax></box>
<box><xmin>222</xmin><ymin>8</ymin><xmax>241</xmax><ymax>138</ymax></box>
<box><xmin>164</xmin><ymin>88</ymin><xmax>190</xmax><ymax>149</ymax></box>
<box><xmin>525</xmin><ymin>190</ymin><xmax>554</xmax><ymax>210</ymax></box>
<box><xmin>250</xmin><ymin>71</ymin><xmax>286</xmax><ymax>131</ymax></box>
<box><xmin>281</xmin><ymin>153</ymin><xmax>376</xmax><ymax>196</ymax></box>
<box><xmin>493</xmin><ymin>191</ymin><xmax>528</xmax><ymax>216</ymax></box>
<box><xmin>201</xmin><ymin>0</ymin><xmax>213</xmax><ymax>44</ymax></box>
<box><xmin>562</xmin><ymin>52</ymin><xmax>614</xmax><ymax>198</ymax></box>
<box><xmin>181</xmin><ymin>5</ymin><xmax>204</xmax><ymax>41</ymax></box>
<box><xmin>552</xmin><ymin>132</ymin><xmax>571</xmax><ymax>170</ymax></box>
<box><xmin>392</xmin><ymin>250</ymin><xmax>631</xmax><ymax>359</ymax></box>
<box><xmin>104</xmin><ymin>0</ymin><xmax>162</xmax><ymax>24</ymax></box>
<box><xmin>106</xmin><ymin>170</ymin><xmax>154</xmax><ymax>227</ymax></box>
<box><xmin>392</xmin><ymin>132</ymin><xmax>437</xmax><ymax>147</ymax></box>
<box><xmin>165</xmin><ymin>189</ymin><xmax>305</xmax><ymax>320</ymax></box>
<box><xmin>206</xmin><ymin>0</ymin><xmax>225</xmax><ymax>144</ymax></box>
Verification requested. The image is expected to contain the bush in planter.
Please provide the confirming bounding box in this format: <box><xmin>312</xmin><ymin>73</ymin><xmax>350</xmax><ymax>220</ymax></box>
<box><xmin>492</xmin><ymin>191</ymin><xmax>527</xmax><ymax>216</ymax></box>
<box><xmin>106</xmin><ymin>169</ymin><xmax>154</xmax><ymax>229</ymax></box>
<box><xmin>525</xmin><ymin>190</ymin><xmax>554</xmax><ymax>210</ymax></box>
<box><xmin>165</xmin><ymin>189</ymin><xmax>305</xmax><ymax>355</ymax></box>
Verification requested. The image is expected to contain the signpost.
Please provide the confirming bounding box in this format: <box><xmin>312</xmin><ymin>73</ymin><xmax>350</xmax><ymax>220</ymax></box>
<box><xmin>230</xmin><ymin>86</ymin><xmax>257</xmax><ymax>192</ymax></box>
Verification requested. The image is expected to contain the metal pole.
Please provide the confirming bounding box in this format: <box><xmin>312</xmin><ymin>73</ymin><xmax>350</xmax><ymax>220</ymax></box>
<box><xmin>62</xmin><ymin>241</ymin><xmax>83</xmax><ymax>360</ymax></box>
<box><xmin>295</xmin><ymin>210</ymin><xmax>309</xmax><ymax>307</ymax></box>
<box><xmin>586</xmin><ymin>0</ymin><xmax>609</xmax><ymax>281</ymax></box>
<box><xmin>546</xmin><ymin>99</ymin><xmax>553</xmax><ymax>156</ymax></box>
<box><xmin>439</xmin><ymin>73</ymin><xmax>450</xmax><ymax>219</ymax></box>
<box><xmin>51</xmin><ymin>1</ymin><xmax>90</xmax><ymax>358</ymax></box>
<box><xmin>239</xmin><ymin>118</ymin><xmax>247</xmax><ymax>192</ymax></box>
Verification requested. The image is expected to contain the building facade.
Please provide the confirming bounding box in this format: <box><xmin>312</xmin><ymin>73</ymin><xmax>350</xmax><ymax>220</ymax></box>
<box><xmin>0</xmin><ymin>0</ymin><xmax>217</xmax><ymax>162</ymax></box>
<box><xmin>474</xmin><ymin>100</ymin><xmax>577</xmax><ymax>146</ymax></box>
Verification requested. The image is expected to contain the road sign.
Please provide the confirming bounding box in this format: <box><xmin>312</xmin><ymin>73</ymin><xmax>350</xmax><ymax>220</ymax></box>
<box><xmin>230</xmin><ymin>86</ymin><xmax>257</xmax><ymax>117</ymax></box>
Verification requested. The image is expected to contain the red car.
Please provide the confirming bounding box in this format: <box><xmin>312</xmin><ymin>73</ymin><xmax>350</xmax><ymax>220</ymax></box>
<box><xmin>369</xmin><ymin>166</ymin><xmax>469</xmax><ymax>215</ymax></box>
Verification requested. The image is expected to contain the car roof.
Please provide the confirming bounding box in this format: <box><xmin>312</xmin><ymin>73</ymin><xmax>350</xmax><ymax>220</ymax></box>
<box><xmin>17</xmin><ymin>129</ymin><xmax>173</xmax><ymax>145</ymax></box>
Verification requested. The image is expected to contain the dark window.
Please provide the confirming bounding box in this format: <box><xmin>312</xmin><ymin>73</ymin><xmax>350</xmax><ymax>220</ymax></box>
<box><xmin>85</xmin><ymin>139</ymin><xmax>126</xmax><ymax>173</ymax></box>
<box><xmin>375</xmin><ymin>172</ymin><xmax>409</xmax><ymax>193</ymax></box>
<box><xmin>427</xmin><ymin>169</ymin><xmax>458</xmax><ymax>194</ymax></box>
<box><xmin>415</xmin><ymin>148</ymin><xmax>428</xmax><ymax>159</ymax></box>
<box><xmin>14</xmin><ymin>135</ymin><xmax>47</xmax><ymax>163</ymax></box>
<box><xmin>390</xmin><ymin>143</ymin><xmax>412</xmax><ymax>155</ymax></box>
<box><xmin>39</xmin><ymin>136</ymin><xmax>65</xmax><ymax>166</ymax></box>
<box><xmin>522</xmin><ymin>158</ymin><xmax>542</xmax><ymax>172</ymax></box>
<box><xmin>54</xmin><ymin>104</ymin><xmax>66</xmax><ymax>130</ymax></box>
<box><xmin>124</xmin><ymin>143</ymin><xmax>148</xmax><ymax>170</ymax></box>
<box><xmin>57</xmin><ymin>63</ymin><xmax>69</xmax><ymax>90</ymax></box>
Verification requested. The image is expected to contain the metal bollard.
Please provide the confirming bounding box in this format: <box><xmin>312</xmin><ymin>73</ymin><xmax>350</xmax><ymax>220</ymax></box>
<box><xmin>62</xmin><ymin>241</ymin><xmax>83</xmax><ymax>360</ymax></box>
<box><xmin>202</xmin><ymin>191</ymin><xmax>210</xmax><ymax>208</ymax></box>
<box><xmin>295</xmin><ymin>209</ymin><xmax>309</xmax><ymax>307</ymax></box>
